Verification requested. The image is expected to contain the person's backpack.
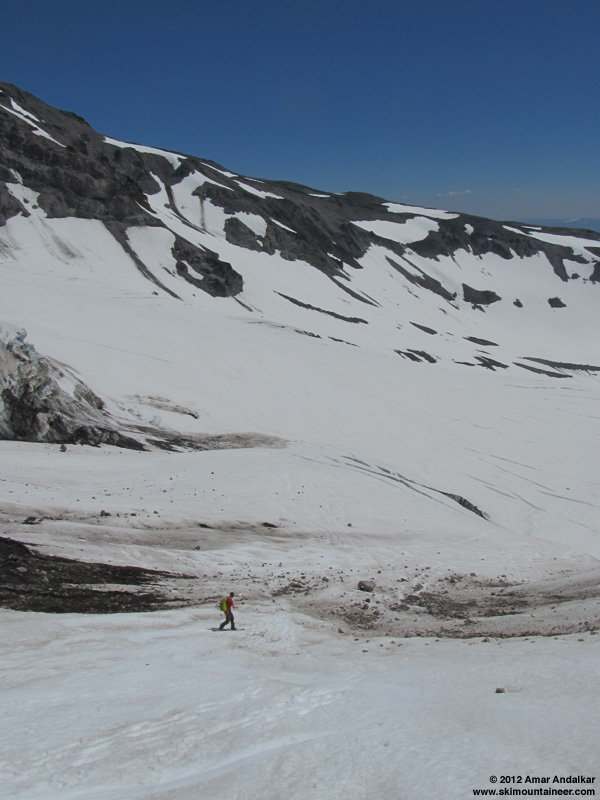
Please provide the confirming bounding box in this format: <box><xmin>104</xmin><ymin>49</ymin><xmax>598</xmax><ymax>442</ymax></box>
<box><xmin>219</xmin><ymin>597</ymin><xmax>228</xmax><ymax>612</ymax></box>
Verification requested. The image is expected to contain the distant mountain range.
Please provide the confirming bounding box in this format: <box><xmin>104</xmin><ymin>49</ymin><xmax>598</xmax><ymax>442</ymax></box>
<box><xmin>519</xmin><ymin>218</ymin><xmax>600</xmax><ymax>234</ymax></box>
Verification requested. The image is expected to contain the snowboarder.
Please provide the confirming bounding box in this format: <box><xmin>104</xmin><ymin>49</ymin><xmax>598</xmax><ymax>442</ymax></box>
<box><xmin>219</xmin><ymin>592</ymin><xmax>236</xmax><ymax>630</ymax></box>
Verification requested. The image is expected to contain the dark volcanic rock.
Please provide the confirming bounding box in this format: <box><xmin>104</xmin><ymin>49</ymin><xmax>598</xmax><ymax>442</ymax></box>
<box><xmin>521</xmin><ymin>357</ymin><xmax>600</xmax><ymax>373</ymax></box>
<box><xmin>410</xmin><ymin>214</ymin><xmax>594</xmax><ymax>283</ymax></box>
<box><xmin>548</xmin><ymin>296</ymin><xmax>566</xmax><ymax>308</ymax></box>
<box><xmin>0</xmin><ymin>83</ymin><xmax>164</xmax><ymax>227</ymax></box>
<box><xmin>387</xmin><ymin>256</ymin><xmax>457</xmax><ymax>302</ymax></box>
<box><xmin>411</xmin><ymin>322</ymin><xmax>438</xmax><ymax>335</ymax></box>
<box><xmin>172</xmin><ymin>235</ymin><xmax>243</xmax><ymax>297</ymax></box>
<box><xmin>0</xmin><ymin>536</ymin><xmax>179</xmax><ymax>613</ymax></box>
<box><xmin>275</xmin><ymin>292</ymin><xmax>368</xmax><ymax>324</ymax></box>
<box><xmin>514</xmin><ymin>362</ymin><xmax>571</xmax><ymax>378</ymax></box>
<box><xmin>409</xmin><ymin>215</ymin><xmax>536</xmax><ymax>261</ymax></box>
<box><xmin>395</xmin><ymin>349</ymin><xmax>437</xmax><ymax>363</ymax></box>
<box><xmin>358</xmin><ymin>580</ymin><xmax>376</xmax><ymax>592</ymax></box>
<box><xmin>462</xmin><ymin>284</ymin><xmax>502</xmax><ymax>306</ymax></box>
<box><xmin>465</xmin><ymin>336</ymin><xmax>499</xmax><ymax>346</ymax></box>
<box><xmin>475</xmin><ymin>356</ymin><xmax>509</xmax><ymax>371</ymax></box>
<box><xmin>0</xmin><ymin>180</ymin><xmax>24</xmax><ymax>225</ymax></box>
<box><xmin>224</xmin><ymin>217</ymin><xmax>263</xmax><ymax>251</ymax></box>
<box><xmin>1</xmin><ymin>81</ymin><xmax>599</xmax><ymax>310</ymax></box>
<box><xmin>438</xmin><ymin>492</ymin><xmax>488</xmax><ymax>519</ymax></box>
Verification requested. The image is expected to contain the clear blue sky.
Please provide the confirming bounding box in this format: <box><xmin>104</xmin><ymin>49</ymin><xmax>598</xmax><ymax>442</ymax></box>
<box><xmin>2</xmin><ymin>0</ymin><xmax>598</xmax><ymax>220</ymax></box>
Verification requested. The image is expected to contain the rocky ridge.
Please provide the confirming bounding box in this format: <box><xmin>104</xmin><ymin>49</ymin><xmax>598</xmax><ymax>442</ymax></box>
<box><xmin>1</xmin><ymin>82</ymin><xmax>599</xmax><ymax>450</ymax></box>
<box><xmin>2</xmin><ymin>81</ymin><xmax>599</xmax><ymax>304</ymax></box>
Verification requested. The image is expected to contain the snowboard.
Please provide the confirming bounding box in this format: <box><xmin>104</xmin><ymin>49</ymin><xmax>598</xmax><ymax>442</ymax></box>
<box><xmin>210</xmin><ymin>627</ymin><xmax>244</xmax><ymax>632</ymax></box>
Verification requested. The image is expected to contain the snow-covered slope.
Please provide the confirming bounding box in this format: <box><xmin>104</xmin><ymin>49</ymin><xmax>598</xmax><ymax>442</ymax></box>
<box><xmin>1</xmin><ymin>81</ymin><xmax>598</xmax><ymax>547</ymax></box>
<box><xmin>1</xmin><ymin>83</ymin><xmax>599</xmax><ymax>799</ymax></box>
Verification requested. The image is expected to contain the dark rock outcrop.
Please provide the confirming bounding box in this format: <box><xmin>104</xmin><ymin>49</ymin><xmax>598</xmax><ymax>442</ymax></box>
<box><xmin>172</xmin><ymin>235</ymin><xmax>243</xmax><ymax>297</ymax></box>
<box><xmin>1</xmin><ymin>80</ymin><xmax>599</xmax><ymax>313</ymax></box>
<box><xmin>548</xmin><ymin>296</ymin><xmax>566</xmax><ymax>308</ymax></box>
<box><xmin>462</xmin><ymin>284</ymin><xmax>502</xmax><ymax>306</ymax></box>
<box><xmin>224</xmin><ymin>217</ymin><xmax>263</xmax><ymax>251</ymax></box>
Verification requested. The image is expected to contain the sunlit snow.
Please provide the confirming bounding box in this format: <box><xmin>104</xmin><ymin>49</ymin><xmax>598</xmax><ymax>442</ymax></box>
<box><xmin>352</xmin><ymin>216</ymin><xmax>440</xmax><ymax>243</ymax></box>
<box><xmin>0</xmin><ymin>135</ymin><xmax>599</xmax><ymax>799</ymax></box>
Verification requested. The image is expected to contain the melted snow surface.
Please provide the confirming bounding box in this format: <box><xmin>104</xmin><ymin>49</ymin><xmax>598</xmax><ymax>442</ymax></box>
<box><xmin>0</xmin><ymin>174</ymin><xmax>599</xmax><ymax>798</ymax></box>
<box><xmin>1</xmin><ymin>601</ymin><xmax>598</xmax><ymax>800</ymax></box>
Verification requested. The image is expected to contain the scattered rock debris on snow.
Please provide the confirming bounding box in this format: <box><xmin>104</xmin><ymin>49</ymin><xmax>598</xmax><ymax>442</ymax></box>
<box><xmin>3</xmin><ymin>510</ymin><xmax>600</xmax><ymax>637</ymax></box>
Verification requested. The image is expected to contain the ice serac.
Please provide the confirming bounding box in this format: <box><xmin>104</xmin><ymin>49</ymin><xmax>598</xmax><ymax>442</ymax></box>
<box><xmin>0</xmin><ymin>327</ymin><xmax>144</xmax><ymax>449</ymax></box>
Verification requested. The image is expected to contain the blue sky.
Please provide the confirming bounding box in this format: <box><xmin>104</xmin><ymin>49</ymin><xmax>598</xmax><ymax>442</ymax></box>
<box><xmin>2</xmin><ymin>0</ymin><xmax>598</xmax><ymax>220</ymax></box>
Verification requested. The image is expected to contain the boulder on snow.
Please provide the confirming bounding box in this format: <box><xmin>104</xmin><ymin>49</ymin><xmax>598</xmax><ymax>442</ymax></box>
<box><xmin>357</xmin><ymin>580</ymin><xmax>375</xmax><ymax>592</ymax></box>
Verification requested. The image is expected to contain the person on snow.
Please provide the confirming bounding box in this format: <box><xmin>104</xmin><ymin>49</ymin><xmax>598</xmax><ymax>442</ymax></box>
<box><xmin>219</xmin><ymin>592</ymin><xmax>236</xmax><ymax>630</ymax></box>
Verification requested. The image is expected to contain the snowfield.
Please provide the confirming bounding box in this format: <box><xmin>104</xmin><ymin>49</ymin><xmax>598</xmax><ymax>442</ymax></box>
<box><xmin>1</xmin><ymin>334</ymin><xmax>598</xmax><ymax>800</ymax></box>
<box><xmin>1</xmin><ymin>83</ymin><xmax>599</xmax><ymax>798</ymax></box>
<box><xmin>1</xmin><ymin>438</ymin><xmax>599</xmax><ymax>799</ymax></box>
<box><xmin>2</xmin><ymin>602</ymin><xmax>599</xmax><ymax>800</ymax></box>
